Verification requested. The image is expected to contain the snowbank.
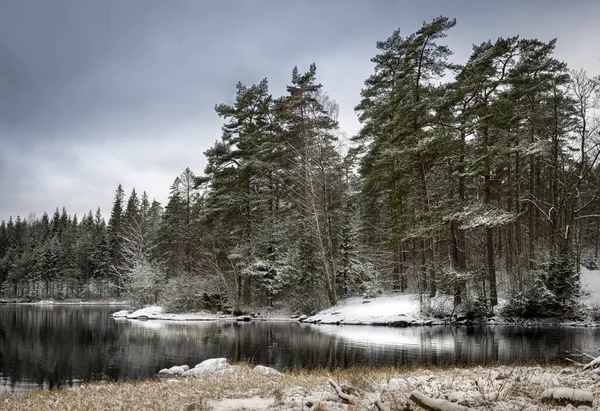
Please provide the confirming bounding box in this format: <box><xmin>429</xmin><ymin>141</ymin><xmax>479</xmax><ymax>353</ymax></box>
<box><xmin>110</xmin><ymin>306</ymin><xmax>295</xmax><ymax>322</ymax></box>
<box><xmin>581</xmin><ymin>267</ymin><xmax>600</xmax><ymax>306</ymax></box>
<box><xmin>304</xmin><ymin>294</ymin><xmax>432</xmax><ymax>326</ymax></box>
<box><xmin>111</xmin><ymin>306</ymin><xmax>222</xmax><ymax>321</ymax></box>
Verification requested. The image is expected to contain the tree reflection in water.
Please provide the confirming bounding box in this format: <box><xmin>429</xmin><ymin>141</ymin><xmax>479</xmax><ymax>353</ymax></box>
<box><xmin>1</xmin><ymin>305</ymin><xmax>599</xmax><ymax>392</ymax></box>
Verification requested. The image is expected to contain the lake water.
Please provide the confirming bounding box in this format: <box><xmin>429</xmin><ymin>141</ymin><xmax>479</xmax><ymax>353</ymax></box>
<box><xmin>1</xmin><ymin>304</ymin><xmax>599</xmax><ymax>392</ymax></box>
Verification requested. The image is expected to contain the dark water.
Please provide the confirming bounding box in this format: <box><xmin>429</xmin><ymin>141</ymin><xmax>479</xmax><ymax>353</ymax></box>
<box><xmin>1</xmin><ymin>304</ymin><xmax>599</xmax><ymax>392</ymax></box>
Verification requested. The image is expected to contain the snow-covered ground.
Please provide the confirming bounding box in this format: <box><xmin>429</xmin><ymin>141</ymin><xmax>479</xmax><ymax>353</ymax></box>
<box><xmin>111</xmin><ymin>306</ymin><xmax>219</xmax><ymax>321</ymax></box>
<box><xmin>304</xmin><ymin>294</ymin><xmax>434</xmax><ymax>326</ymax></box>
<box><xmin>110</xmin><ymin>305</ymin><xmax>296</xmax><ymax>322</ymax></box>
<box><xmin>581</xmin><ymin>266</ymin><xmax>600</xmax><ymax>306</ymax></box>
<box><xmin>5</xmin><ymin>358</ymin><xmax>600</xmax><ymax>410</ymax></box>
<box><xmin>111</xmin><ymin>267</ymin><xmax>600</xmax><ymax>327</ymax></box>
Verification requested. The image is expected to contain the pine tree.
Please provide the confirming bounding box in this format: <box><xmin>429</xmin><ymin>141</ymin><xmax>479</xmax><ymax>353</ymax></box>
<box><xmin>108</xmin><ymin>184</ymin><xmax>125</xmax><ymax>288</ymax></box>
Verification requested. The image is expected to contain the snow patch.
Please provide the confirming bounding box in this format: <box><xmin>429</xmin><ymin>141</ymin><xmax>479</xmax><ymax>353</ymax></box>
<box><xmin>306</xmin><ymin>294</ymin><xmax>423</xmax><ymax>325</ymax></box>
<box><xmin>208</xmin><ymin>397</ymin><xmax>273</xmax><ymax>410</ymax></box>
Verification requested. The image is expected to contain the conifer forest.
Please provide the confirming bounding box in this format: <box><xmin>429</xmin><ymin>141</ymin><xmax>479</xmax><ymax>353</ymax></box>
<box><xmin>1</xmin><ymin>17</ymin><xmax>599</xmax><ymax>318</ymax></box>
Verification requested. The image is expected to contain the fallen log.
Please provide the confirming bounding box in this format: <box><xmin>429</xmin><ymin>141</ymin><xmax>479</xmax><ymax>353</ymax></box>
<box><xmin>328</xmin><ymin>379</ymin><xmax>356</xmax><ymax>404</ymax></box>
<box><xmin>409</xmin><ymin>391</ymin><xmax>471</xmax><ymax>411</ymax></box>
<box><xmin>541</xmin><ymin>387</ymin><xmax>594</xmax><ymax>407</ymax></box>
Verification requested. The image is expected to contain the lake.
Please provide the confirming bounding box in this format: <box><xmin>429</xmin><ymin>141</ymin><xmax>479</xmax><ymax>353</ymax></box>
<box><xmin>0</xmin><ymin>304</ymin><xmax>598</xmax><ymax>392</ymax></box>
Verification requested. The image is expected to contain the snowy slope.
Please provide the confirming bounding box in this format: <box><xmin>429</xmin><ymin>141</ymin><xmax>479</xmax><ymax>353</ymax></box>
<box><xmin>304</xmin><ymin>294</ymin><xmax>434</xmax><ymax>325</ymax></box>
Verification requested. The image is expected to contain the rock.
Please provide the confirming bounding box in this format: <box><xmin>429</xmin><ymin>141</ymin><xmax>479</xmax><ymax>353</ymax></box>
<box><xmin>158</xmin><ymin>365</ymin><xmax>189</xmax><ymax>376</ymax></box>
<box><xmin>183</xmin><ymin>358</ymin><xmax>232</xmax><ymax>377</ymax></box>
<box><xmin>126</xmin><ymin>306</ymin><xmax>164</xmax><ymax>319</ymax></box>
<box><xmin>290</xmin><ymin>314</ymin><xmax>299</xmax><ymax>319</ymax></box>
<box><xmin>195</xmin><ymin>358</ymin><xmax>227</xmax><ymax>368</ymax></box>
<box><xmin>298</xmin><ymin>315</ymin><xmax>307</xmax><ymax>322</ymax></box>
<box><xmin>542</xmin><ymin>387</ymin><xmax>594</xmax><ymax>407</ymax></box>
<box><xmin>167</xmin><ymin>366</ymin><xmax>186</xmax><ymax>375</ymax></box>
<box><xmin>252</xmin><ymin>365</ymin><xmax>281</xmax><ymax>375</ymax></box>
<box><xmin>362</xmin><ymin>300</ymin><xmax>371</xmax><ymax>304</ymax></box>
<box><xmin>110</xmin><ymin>310</ymin><xmax>131</xmax><ymax>318</ymax></box>
<box><xmin>236</xmin><ymin>315</ymin><xmax>251</xmax><ymax>322</ymax></box>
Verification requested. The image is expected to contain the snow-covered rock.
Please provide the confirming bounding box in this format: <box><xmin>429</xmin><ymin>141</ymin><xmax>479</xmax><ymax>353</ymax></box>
<box><xmin>195</xmin><ymin>358</ymin><xmax>227</xmax><ymax>369</ymax></box>
<box><xmin>157</xmin><ymin>365</ymin><xmax>189</xmax><ymax>376</ymax></box>
<box><xmin>126</xmin><ymin>306</ymin><xmax>164</xmax><ymax>319</ymax></box>
<box><xmin>167</xmin><ymin>366</ymin><xmax>186</xmax><ymax>375</ymax></box>
<box><xmin>110</xmin><ymin>310</ymin><xmax>131</xmax><ymax>318</ymax></box>
<box><xmin>252</xmin><ymin>365</ymin><xmax>281</xmax><ymax>375</ymax></box>
<box><xmin>182</xmin><ymin>358</ymin><xmax>230</xmax><ymax>376</ymax></box>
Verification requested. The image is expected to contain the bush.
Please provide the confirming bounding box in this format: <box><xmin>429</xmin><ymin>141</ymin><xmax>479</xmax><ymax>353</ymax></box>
<box><xmin>125</xmin><ymin>259</ymin><xmax>165</xmax><ymax>308</ymax></box>
<box><xmin>161</xmin><ymin>274</ymin><xmax>226</xmax><ymax>313</ymax></box>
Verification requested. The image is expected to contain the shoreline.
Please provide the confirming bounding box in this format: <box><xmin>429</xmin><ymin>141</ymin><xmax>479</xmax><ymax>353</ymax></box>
<box><xmin>1</xmin><ymin>363</ymin><xmax>596</xmax><ymax>410</ymax></box>
<box><xmin>5</xmin><ymin>297</ymin><xmax>600</xmax><ymax>328</ymax></box>
<box><xmin>109</xmin><ymin>300</ymin><xmax>600</xmax><ymax>328</ymax></box>
<box><xmin>0</xmin><ymin>299</ymin><xmax>129</xmax><ymax>306</ymax></box>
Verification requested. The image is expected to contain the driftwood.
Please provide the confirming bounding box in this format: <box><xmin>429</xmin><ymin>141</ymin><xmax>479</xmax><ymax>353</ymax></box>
<box><xmin>541</xmin><ymin>387</ymin><xmax>594</xmax><ymax>407</ymax></box>
<box><xmin>328</xmin><ymin>379</ymin><xmax>389</xmax><ymax>410</ymax></box>
<box><xmin>328</xmin><ymin>379</ymin><xmax>356</xmax><ymax>403</ymax></box>
<box><xmin>564</xmin><ymin>348</ymin><xmax>600</xmax><ymax>369</ymax></box>
<box><xmin>409</xmin><ymin>391</ymin><xmax>471</xmax><ymax>411</ymax></box>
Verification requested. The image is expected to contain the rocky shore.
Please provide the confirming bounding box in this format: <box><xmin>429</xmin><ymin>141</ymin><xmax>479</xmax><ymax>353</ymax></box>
<box><xmin>2</xmin><ymin>361</ymin><xmax>599</xmax><ymax>410</ymax></box>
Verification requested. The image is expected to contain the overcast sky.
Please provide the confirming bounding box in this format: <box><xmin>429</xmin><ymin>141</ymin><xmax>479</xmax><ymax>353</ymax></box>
<box><xmin>1</xmin><ymin>0</ymin><xmax>599</xmax><ymax>222</ymax></box>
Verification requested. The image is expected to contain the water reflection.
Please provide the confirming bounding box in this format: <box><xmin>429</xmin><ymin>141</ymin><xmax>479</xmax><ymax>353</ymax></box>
<box><xmin>1</xmin><ymin>305</ymin><xmax>599</xmax><ymax>392</ymax></box>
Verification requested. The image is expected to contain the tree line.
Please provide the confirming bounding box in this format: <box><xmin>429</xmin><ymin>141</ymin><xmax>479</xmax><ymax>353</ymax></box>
<box><xmin>1</xmin><ymin>16</ymin><xmax>599</xmax><ymax>317</ymax></box>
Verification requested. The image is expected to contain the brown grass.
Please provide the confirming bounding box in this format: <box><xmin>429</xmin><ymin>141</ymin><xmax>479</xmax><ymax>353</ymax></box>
<box><xmin>0</xmin><ymin>363</ymin><xmax>587</xmax><ymax>411</ymax></box>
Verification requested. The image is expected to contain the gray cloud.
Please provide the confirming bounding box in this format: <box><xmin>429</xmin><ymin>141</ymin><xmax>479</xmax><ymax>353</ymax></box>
<box><xmin>1</xmin><ymin>0</ymin><xmax>599</xmax><ymax>221</ymax></box>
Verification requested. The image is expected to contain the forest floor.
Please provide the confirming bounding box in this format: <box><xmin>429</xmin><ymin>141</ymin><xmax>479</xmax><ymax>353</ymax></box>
<box><xmin>2</xmin><ymin>362</ymin><xmax>599</xmax><ymax>410</ymax></box>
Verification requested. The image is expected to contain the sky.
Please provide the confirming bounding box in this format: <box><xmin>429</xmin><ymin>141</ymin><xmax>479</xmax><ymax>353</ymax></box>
<box><xmin>1</xmin><ymin>0</ymin><xmax>599</xmax><ymax>223</ymax></box>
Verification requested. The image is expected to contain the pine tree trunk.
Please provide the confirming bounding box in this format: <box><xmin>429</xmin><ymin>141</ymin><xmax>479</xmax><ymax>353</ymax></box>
<box><xmin>483</xmin><ymin>126</ymin><xmax>498</xmax><ymax>307</ymax></box>
<box><xmin>528</xmin><ymin>120</ymin><xmax>536</xmax><ymax>269</ymax></box>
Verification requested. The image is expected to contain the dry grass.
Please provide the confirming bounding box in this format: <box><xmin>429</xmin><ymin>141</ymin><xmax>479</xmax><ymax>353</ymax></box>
<box><xmin>0</xmin><ymin>363</ymin><xmax>595</xmax><ymax>411</ymax></box>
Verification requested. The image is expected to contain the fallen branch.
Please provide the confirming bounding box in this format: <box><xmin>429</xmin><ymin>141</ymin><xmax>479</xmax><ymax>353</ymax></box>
<box><xmin>564</xmin><ymin>357</ymin><xmax>585</xmax><ymax>366</ymax></box>
<box><xmin>574</xmin><ymin>349</ymin><xmax>596</xmax><ymax>361</ymax></box>
<box><xmin>583</xmin><ymin>354</ymin><xmax>600</xmax><ymax>370</ymax></box>
<box><xmin>373</xmin><ymin>399</ymin><xmax>388</xmax><ymax>411</ymax></box>
<box><xmin>409</xmin><ymin>391</ymin><xmax>471</xmax><ymax>411</ymax></box>
<box><xmin>328</xmin><ymin>379</ymin><xmax>355</xmax><ymax>404</ymax></box>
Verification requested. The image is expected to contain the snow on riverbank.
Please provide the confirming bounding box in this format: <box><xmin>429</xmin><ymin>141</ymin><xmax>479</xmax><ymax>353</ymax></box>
<box><xmin>581</xmin><ymin>266</ymin><xmax>600</xmax><ymax>306</ymax></box>
<box><xmin>111</xmin><ymin>306</ymin><xmax>219</xmax><ymax>321</ymax></box>
<box><xmin>304</xmin><ymin>294</ymin><xmax>433</xmax><ymax>326</ymax></box>
<box><xmin>3</xmin><ymin>362</ymin><xmax>599</xmax><ymax>410</ymax></box>
<box><xmin>111</xmin><ymin>267</ymin><xmax>600</xmax><ymax>326</ymax></box>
